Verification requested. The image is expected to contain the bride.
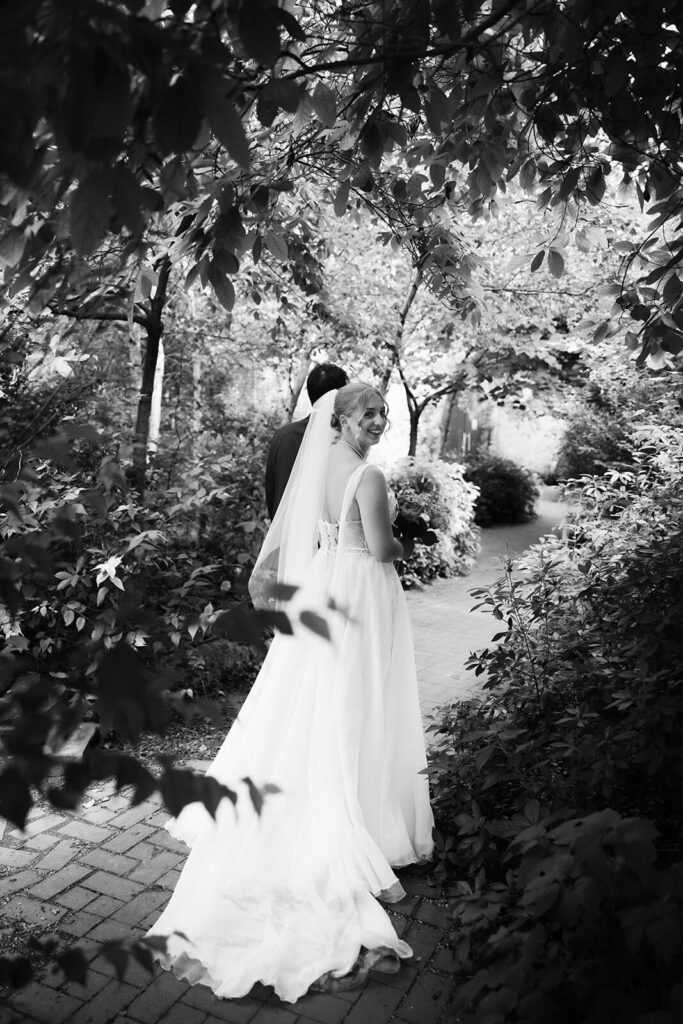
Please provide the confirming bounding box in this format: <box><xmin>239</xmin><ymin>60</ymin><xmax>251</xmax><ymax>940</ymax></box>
<box><xmin>147</xmin><ymin>382</ymin><xmax>435</xmax><ymax>1003</ymax></box>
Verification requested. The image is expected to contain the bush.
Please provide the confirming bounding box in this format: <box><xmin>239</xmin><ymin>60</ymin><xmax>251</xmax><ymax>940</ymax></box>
<box><xmin>426</xmin><ymin>427</ymin><xmax>683</xmax><ymax>1022</ymax></box>
<box><xmin>555</xmin><ymin>404</ymin><xmax>634</xmax><ymax>480</ymax></box>
<box><xmin>450</xmin><ymin>807</ymin><xmax>683</xmax><ymax>1024</ymax></box>
<box><xmin>464</xmin><ymin>451</ymin><xmax>539</xmax><ymax>526</ymax></box>
<box><xmin>385</xmin><ymin>456</ymin><xmax>480</xmax><ymax>588</ymax></box>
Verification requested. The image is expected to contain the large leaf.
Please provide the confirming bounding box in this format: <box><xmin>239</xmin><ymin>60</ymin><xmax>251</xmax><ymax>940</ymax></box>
<box><xmin>70</xmin><ymin>169</ymin><xmax>111</xmax><ymax>256</ymax></box>
<box><xmin>56</xmin><ymin>948</ymin><xmax>88</xmax><ymax>986</ymax></box>
<box><xmin>299</xmin><ymin>610</ymin><xmax>331</xmax><ymax>642</ymax></box>
<box><xmin>276</xmin><ymin>6</ymin><xmax>306</xmax><ymax>42</ymax></box>
<box><xmin>334</xmin><ymin>180</ymin><xmax>350</xmax><ymax>217</ymax></box>
<box><xmin>530</xmin><ymin>250</ymin><xmax>545</xmax><ymax>272</ymax></box>
<box><xmin>112</xmin><ymin>165</ymin><xmax>146</xmax><ymax>236</ymax></box>
<box><xmin>207</xmin><ymin>261</ymin><xmax>236</xmax><ymax>311</ymax></box>
<box><xmin>313</xmin><ymin>82</ymin><xmax>336</xmax><ymax>127</ymax></box>
<box><xmin>203</xmin><ymin>75</ymin><xmax>250</xmax><ymax>168</ymax></box>
<box><xmin>265</xmin><ymin>229</ymin><xmax>289</xmax><ymax>262</ymax></box>
<box><xmin>153</xmin><ymin>76</ymin><xmax>202</xmax><ymax>155</ymax></box>
<box><xmin>260</xmin><ymin>78</ymin><xmax>301</xmax><ymax>115</ymax></box>
<box><xmin>0</xmin><ymin>764</ymin><xmax>32</xmax><ymax>828</ymax></box>
<box><xmin>238</xmin><ymin>1</ymin><xmax>280</xmax><ymax>67</ymax></box>
<box><xmin>0</xmin><ymin>229</ymin><xmax>26</xmax><ymax>268</ymax></box>
<box><xmin>547</xmin><ymin>248</ymin><xmax>565</xmax><ymax>278</ymax></box>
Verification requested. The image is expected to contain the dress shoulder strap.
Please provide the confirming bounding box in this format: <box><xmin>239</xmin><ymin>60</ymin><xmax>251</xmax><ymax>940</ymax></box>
<box><xmin>338</xmin><ymin>463</ymin><xmax>371</xmax><ymax>527</ymax></box>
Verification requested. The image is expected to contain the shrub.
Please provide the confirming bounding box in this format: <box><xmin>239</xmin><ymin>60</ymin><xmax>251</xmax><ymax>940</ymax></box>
<box><xmin>463</xmin><ymin>451</ymin><xmax>539</xmax><ymax>526</ymax></box>
<box><xmin>385</xmin><ymin>456</ymin><xmax>480</xmax><ymax>588</ymax></box>
<box><xmin>555</xmin><ymin>403</ymin><xmax>634</xmax><ymax>480</ymax></box>
<box><xmin>450</xmin><ymin>807</ymin><xmax>683</xmax><ymax>1024</ymax></box>
<box><xmin>426</xmin><ymin>426</ymin><xmax>683</xmax><ymax>1022</ymax></box>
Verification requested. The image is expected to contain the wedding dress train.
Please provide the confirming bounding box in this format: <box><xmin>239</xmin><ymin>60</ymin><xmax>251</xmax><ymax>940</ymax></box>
<box><xmin>147</xmin><ymin>464</ymin><xmax>435</xmax><ymax>1002</ymax></box>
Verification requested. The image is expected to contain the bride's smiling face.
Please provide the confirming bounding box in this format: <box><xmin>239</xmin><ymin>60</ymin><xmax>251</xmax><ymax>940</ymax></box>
<box><xmin>343</xmin><ymin>394</ymin><xmax>387</xmax><ymax>449</ymax></box>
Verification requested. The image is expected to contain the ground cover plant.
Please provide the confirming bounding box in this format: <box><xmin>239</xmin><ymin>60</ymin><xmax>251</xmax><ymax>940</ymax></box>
<box><xmin>427</xmin><ymin>425</ymin><xmax>683</xmax><ymax>1022</ymax></box>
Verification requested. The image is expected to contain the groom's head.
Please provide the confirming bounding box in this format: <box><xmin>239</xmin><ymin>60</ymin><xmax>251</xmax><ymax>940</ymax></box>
<box><xmin>306</xmin><ymin>363</ymin><xmax>348</xmax><ymax>405</ymax></box>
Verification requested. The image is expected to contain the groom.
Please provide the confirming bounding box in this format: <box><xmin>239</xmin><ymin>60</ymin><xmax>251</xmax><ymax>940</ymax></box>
<box><xmin>265</xmin><ymin>363</ymin><xmax>348</xmax><ymax>518</ymax></box>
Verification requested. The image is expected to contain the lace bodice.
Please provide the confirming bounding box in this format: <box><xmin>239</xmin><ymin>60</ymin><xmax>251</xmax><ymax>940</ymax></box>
<box><xmin>319</xmin><ymin>490</ymin><xmax>398</xmax><ymax>554</ymax></box>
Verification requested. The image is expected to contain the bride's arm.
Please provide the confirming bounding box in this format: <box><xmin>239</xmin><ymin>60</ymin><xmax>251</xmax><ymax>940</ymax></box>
<box><xmin>356</xmin><ymin>466</ymin><xmax>404</xmax><ymax>563</ymax></box>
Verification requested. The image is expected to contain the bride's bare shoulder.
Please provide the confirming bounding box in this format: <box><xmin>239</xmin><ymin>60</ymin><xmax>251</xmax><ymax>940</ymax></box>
<box><xmin>357</xmin><ymin>464</ymin><xmax>387</xmax><ymax>496</ymax></box>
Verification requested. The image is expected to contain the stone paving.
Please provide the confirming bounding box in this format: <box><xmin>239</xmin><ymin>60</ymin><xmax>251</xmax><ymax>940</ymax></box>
<box><xmin>0</xmin><ymin>792</ymin><xmax>456</xmax><ymax>1024</ymax></box>
<box><xmin>1</xmin><ymin>491</ymin><xmax>569</xmax><ymax>1024</ymax></box>
<box><xmin>408</xmin><ymin>485</ymin><xmax>569</xmax><ymax>720</ymax></box>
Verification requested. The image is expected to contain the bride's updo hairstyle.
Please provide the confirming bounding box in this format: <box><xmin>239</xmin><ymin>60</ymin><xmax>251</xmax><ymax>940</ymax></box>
<box><xmin>331</xmin><ymin>382</ymin><xmax>389</xmax><ymax>432</ymax></box>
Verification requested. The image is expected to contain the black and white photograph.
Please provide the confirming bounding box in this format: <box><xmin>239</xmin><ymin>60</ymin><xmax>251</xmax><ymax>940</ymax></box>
<box><xmin>1</xmin><ymin>2</ymin><xmax>682</xmax><ymax>1023</ymax></box>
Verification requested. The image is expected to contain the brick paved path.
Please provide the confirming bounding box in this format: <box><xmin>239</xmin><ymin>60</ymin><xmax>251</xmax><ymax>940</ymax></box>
<box><xmin>1</xmin><ymin>490</ymin><xmax>568</xmax><ymax>1024</ymax></box>
<box><xmin>408</xmin><ymin>485</ymin><xmax>569</xmax><ymax>719</ymax></box>
<box><xmin>1</xmin><ymin>783</ymin><xmax>456</xmax><ymax>1024</ymax></box>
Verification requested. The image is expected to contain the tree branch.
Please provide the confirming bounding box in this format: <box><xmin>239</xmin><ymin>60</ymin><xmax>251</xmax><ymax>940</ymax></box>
<box><xmin>49</xmin><ymin>306</ymin><xmax>150</xmax><ymax>330</ymax></box>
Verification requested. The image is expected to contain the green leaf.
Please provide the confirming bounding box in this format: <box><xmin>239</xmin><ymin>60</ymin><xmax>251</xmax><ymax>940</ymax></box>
<box><xmin>238</xmin><ymin>2</ymin><xmax>280</xmax><ymax>67</ymax></box>
<box><xmin>0</xmin><ymin>954</ymin><xmax>33</xmax><ymax>988</ymax></box>
<box><xmin>153</xmin><ymin>77</ymin><xmax>201</xmax><ymax>155</ymax></box>
<box><xmin>258</xmin><ymin>610</ymin><xmax>294</xmax><ymax>635</ymax></box>
<box><xmin>242</xmin><ymin>774</ymin><xmax>266</xmax><ymax>815</ymax></box>
<box><xmin>261</xmin><ymin>79</ymin><xmax>301</xmax><ymax>115</ymax></box>
<box><xmin>334</xmin><ymin>180</ymin><xmax>350</xmax><ymax>217</ymax></box>
<box><xmin>199</xmin><ymin>775</ymin><xmax>237</xmax><ymax>817</ymax></box>
<box><xmin>268</xmin><ymin>583</ymin><xmax>299</xmax><ymax>603</ymax></box>
<box><xmin>586</xmin><ymin>167</ymin><xmax>606</xmax><ymax>205</ymax></box>
<box><xmin>360</xmin><ymin>121</ymin><xmax>383</xmax><ymax>168</ymax></box>
<box><xmin>213</xmin><ymin>605</ymin><xmax>266</xmax><ymax>646</ymax></box>
<box><xmin>547</xmin><ymin>248</ymin><xmax>565</xmax><ymax>278</ymax></box>
<box><xmin>100</xmin><ymin>943</ymin><xmax>129</xmax><ymax>982</ymax></box>
<box><xmin>207</xmin><ymin>262</ymin><xmax>236</xmax><ymax>311</ymax></box>
<box><xmin>313</xmin><ymin>82</ymin><xmax>336</xmax><ymax>127</ymax></box>
<box><xmin>0</xmin><ymin>229</ymin><xmax>26</xmax><ymax>268</ymax></box>
<box><xmin>159</xmin><ymin>768</ymin><xmax>200</xmax><ymax>817</ymax></box>
<box><xmin>559</xmin><ymin>166</ymin><xmax>581</xmax><ymax>199</ymax></box>
<box><xmin>299</xmin><ymin>610</ymin><xmax>331</xmax><ymax>641</ymax></box>
<box><xmin>56</xmin><ymin>948</ymin><xmax>88</xmax><ymax>986</ymax></box>
<box><xmin>519</xmin><ymin>160</ymin><xmax>537</xmax><ymax>191</ymax></box>
<box><xmin>575</xmin><ymin>228</ymin><xmax>590</xmax><ymax>253</ymax></box>
<box><xmin>203</xmin><ymin>77</ymin><xmax>250</xmax><ymax>168</ymax></box>
<box><xmin>265</xmin><ymin>229</ymin><xmax>289</xmax><ymax>262</ymax></box>
<box><xmin>129</xmin><ymin>941</ymin><xmax>155</xmax><ymax>975</ymax></box>
<box><xmin>530</xmin><ymin>250</ymin><xmax>545</xmax><ymax>272</ymax></box>
<box><xmin>429</xmin><ymin>162</ymin><xmax>446</xmax><ymax>189</ymax></box>
<box><xmin>0</xmin><ymin>765</ymin><xmax>32</xmax><ymax>828</ymax></box>
<box><xmin>662</xmin><ymin>273</ymin><xmax>683</xmax><ymax>305</ymax></box>
<box><xmin>276</xmin><ymin>7</ymin><xmax>306</xmax><ymax>42</ymax></box>
<box><xmin>71</xmin><ymin>169</ymin><xmax>111</xmax><ymax>256</ymax></box>
<box><xmin>112</xmin><ymin>166</ymin><xmax>146</xmax><ymax>236</ymax></box>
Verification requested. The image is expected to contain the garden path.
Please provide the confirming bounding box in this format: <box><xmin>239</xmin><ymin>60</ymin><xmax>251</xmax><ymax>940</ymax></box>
<box><xmin>1</xmin><ymin>488</ymin><xmax>569</xmax><ymax>1024</ymax></box>
<box><xmin>408</xmin><ymin>485</ymin><xmax>570</xmax><ymax>724</ymax></box>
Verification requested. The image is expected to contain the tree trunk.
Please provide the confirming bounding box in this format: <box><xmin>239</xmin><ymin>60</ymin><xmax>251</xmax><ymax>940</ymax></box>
<box><xmin>284</xmin><ymin>349</ymin><xmax>310</xmax><ymax>419</ymax></box>
<box><xmin>129</xmin><ymin>323</ymin><xmax>142</xmax><ymax>431</ymax></box>
<box><xmin>378</xmin><ymin>349</ymin><xmax>397</xmax><ymax>396</ymax></box>
<box><xmin>147</xmin><ymin>337</ymin><xmax>165</xmax><ymax>457</ymax></box>
<box><xmin>131</xmin><ymin>255</ymin><xmax>171</xmax><ymax>494</ymax></box>
<box><xmin>407</xmin><ymin>407</ymin><xmax>420</xmax><ymax>457</ymax></box>
<box><xmin>438</xmin><ymin>389</ymin><xmax>458</xmax><ymax>458</ymax></box>
<box><xmin>191</xmin><ymin>348</ymin><xmax>203</xmax><ymax>443</ymax></box>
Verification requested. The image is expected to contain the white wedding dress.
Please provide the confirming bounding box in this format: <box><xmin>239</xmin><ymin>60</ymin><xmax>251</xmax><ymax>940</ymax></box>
<box><xmin>147</xmin><ymin>463</ymin><xmax>435</xmax><ymax>1003</ymax></box>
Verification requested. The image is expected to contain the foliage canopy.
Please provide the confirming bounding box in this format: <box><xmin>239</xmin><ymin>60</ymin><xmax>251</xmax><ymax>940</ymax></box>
<box><xmin>1</xmin><ymin>1</ymin><xmax>683</xmax><ymax>369</ymax></box>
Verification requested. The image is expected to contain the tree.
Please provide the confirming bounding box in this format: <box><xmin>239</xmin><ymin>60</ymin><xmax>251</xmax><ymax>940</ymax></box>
<box><xmin>2</xmin><ymin>1</ymin><xmax>682</xmax><ymax>369</ymax></box>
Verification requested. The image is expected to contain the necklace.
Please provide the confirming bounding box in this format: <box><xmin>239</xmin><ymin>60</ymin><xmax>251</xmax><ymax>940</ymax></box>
<box><xmin>339</xmin><ymin>438</ymin><xmax>367</xmax><ymax>461</ymax></box>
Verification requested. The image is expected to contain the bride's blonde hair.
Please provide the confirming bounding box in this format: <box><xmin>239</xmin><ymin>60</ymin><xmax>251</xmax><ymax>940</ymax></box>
<box><xmin>330</xmin><ymin>382</ymin><xmax>389</xmax><ymax>431</ymax></box>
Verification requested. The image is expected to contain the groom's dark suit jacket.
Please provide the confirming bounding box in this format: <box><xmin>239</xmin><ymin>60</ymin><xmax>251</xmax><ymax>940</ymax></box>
<box><xmin>265</xmin><ymin>416</ymin><xmax>310</xmax><ymax>519</ymax></box>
